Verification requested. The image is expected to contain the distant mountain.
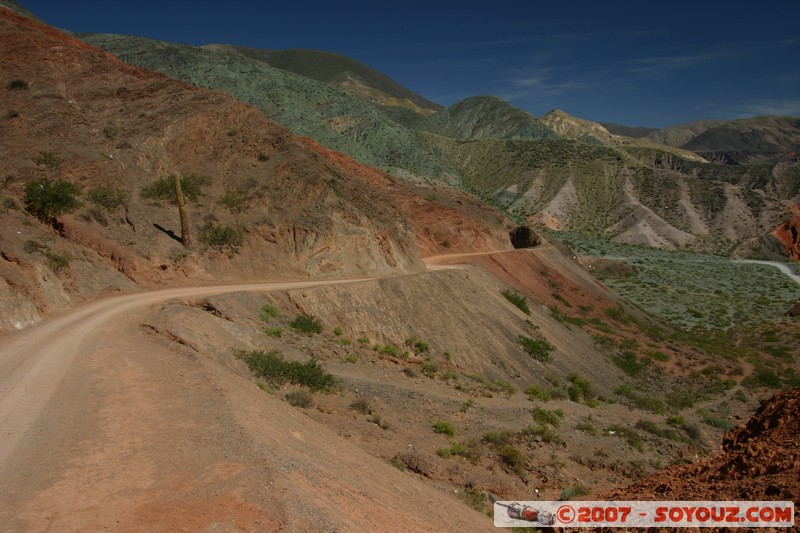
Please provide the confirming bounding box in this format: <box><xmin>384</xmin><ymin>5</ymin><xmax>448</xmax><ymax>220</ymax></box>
<box><xmin>80</xmin><ymin>32</ymin><xmax>798</xmax><ymax>257</ymax></box>
<box><xmin>541</xmin><ymin>109</ymin><xmax>619</xmax><ymax>145</ymax></box>
<box><xmin>202</xmin><ymin>45</ymin><xmax>442</xmax><ymax>115</ymax></box>
<box><xmin>683</xmin><ymin>116</ymin><xmax>800</xmax><ymax>164</ymax></box>
<box><xmin>641</xmin><ymin>120</ymin><xmax>725</xmax><ymax>147</ymax></box>
<box><xmin>430</xmin><ymin>95</ymin><xmax>557</xmax><ymax>140</ymax></box>
<box><xmin>601</xmin><ymin>123</ymin><xmax>658</xmax><ymax>138</ymax></box>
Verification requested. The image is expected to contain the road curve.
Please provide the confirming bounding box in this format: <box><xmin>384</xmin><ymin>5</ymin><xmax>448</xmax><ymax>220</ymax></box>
<box><xmin>0</xmin><ymin>277</ymin><xmax>370</xmax><ymax>470</ymax></box>
<box><xmin>735</xmin><ymin>259</ymin><xmax>800</xmax><ymax>285</ymax></box>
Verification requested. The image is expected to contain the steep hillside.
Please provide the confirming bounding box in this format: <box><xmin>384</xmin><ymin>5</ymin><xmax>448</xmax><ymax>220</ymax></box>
<box><xmin>203</xmin><ymin>45</ymin><xmax>442</xmax><ymax>115</ymax></box>
<box><xmin>81</xmin><ymin>33</ymin><xmax>457</xmax><ymax>182</ymax></box>
<box><xmin>430</xmin><ymin>95</ymin><xmax>557</xmax><ymax>140</ymax></box>
<box><xmin>0</xmin><ymin>0</ymin><xmax>38</xmax><ymax>20</ymax></box>
<box><xmin>430</xmin><ymin>136</ymin><xmax>795</xmax><ymax>253</ymax></box>
<box><xmin>601</xmin><ymin>122</ymin><xmax>658</xmax><ymax>138</ymax></box>
<box><xmin>0</xmin><ymin>8</ymin><xmax>510</xmax><ymax>332</ymax></box>
<box><xmin>79</xmin><ymin>32</ymin><xmax>798</xmax><ymax>259</ymax></box>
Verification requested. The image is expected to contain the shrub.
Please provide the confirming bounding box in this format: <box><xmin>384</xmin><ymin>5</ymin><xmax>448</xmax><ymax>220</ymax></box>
<box><xmin>614</xmin><ymin>351</ymin><xmax>644</xmax><ymax>377</ymax></box>
<box><xmin>567</xmin><ymin>373</ymin><xmax>594</xmax><ymax>403</ymax></box>
<box><xmin>285</xmin><ymin>389</ymin><xmax>313</xmax><ymax>408</ymax></box>
<box><xmin>333</xmin><ymin>326</ymin><xmax>343</xmax><ymax>336</ymax></box>
<box><xmin>8</xmin><ymin>79</ymin><xmax>28</xmax><ymax>90</ymax></box>
<box><xmin>374</xmin><ymin>344</ymin><xmax>399</xmax><ymax>356</ymax></box>
<box><xmin>459</xmin><ymin>399</ymin><xmax>475</xmax><ymax>413</ymax></box>
<box><xmin>357</xmin><ymin>336</ymin><xmax>370</xmax><ymax>344</ymax></box>
<box><xmin>482</xmin><ymin>430</ymin><xmax>514</xmax><ymax>446</ymax></box>
<box><xmin>369</xmin><ymin>415</ymin><xmax>390</xmax><ymax>430</ymax></box>
<box><xmin>519</xmin><ymin>424</ymin><xmax>563</xmax><ymax>444</ymax></box>
<box><xmin>341</xmin><ymin>353</ymin><xmax>357</xmax><ymax>364</ymax></box>
<box><xmin>421</xmin><ymin>358</ymin><xmax>440</xmax><ymax>377</ymax></box>
<box><xmin>531</xmin><ymin>407</ymin><xmax>563</xmax><ymax>427</ymax></box>
<box><xmin>32</xmin><ymin>151</ymin><xmax>63</xmax><ymax>168</ymax></box>
<box><xmin>235</xmin><ymin>349</ymin><xmax>336</xmax><ymax>392</ymax></box>
<box><xmin>560</xmin><ymin>484</ymin><xmax>589</xmax><ymax>501</ymax></box>
<box><xmin>88</xmin><ymin>185</ymin><xmax>126</xmax><ymax>211</ymax></box>
<box><xmin>607</xmin><ymin>424</ymin><xmax>644</xmax><ymax>451</ymax></box>
<box><xmin>350</xmin><ymin>398</ymin><xmax>372</xmax><ymax>414</ymax></box>
<box><xmin>199</xmin><ymin>223</ymin><xmax>244</xmax><ymax>252</ymax></box>
<box><xmin>218</xmin><ymin>189</ymin><xmax>251</xmax><ymax>214</ymax></box>
<box><xmin>290</xmin><ymin>314</ymin><xmax>322</xmax><ymax>334</ymax></box>
<box><xmin>518</xmin><ymin>335</ymin><xmax>555</xmax><ymax>362</ymax></box>
<box><xmin>42</xmin><ymin>250</ymin><xmax>72</xmax><ymax>273</ymax></box>
<box><xmin>497</xmin><ymin>445</ymin><xmax>525</xmax><ymax>472</ymax></box>
<box><xmin>140</xmin><ymin>174</ymin><xmax>210</xmax><ymax>203</ymax></box>
<box><xmin>501</xmin><ymin>289</ymin><xmax>530</xmax><ymax>315</ymax></box>
<box><xmin>576</xmin><ymin>420</ymin><xmax>598</xmax><ymax>435</ymax></box>
<box><xmin>260</xmin><ymin>304</ymin><xmax>278</xmax><ymax>321</ymax></box>
<box><xmin>102</xmin><ymin>125</ymin><xmax>118</xmax><ymax>139</ymax></box>
<box><xmin>405</xmin><ymin>336</ymin><xmax>429</xmax><ymax>354</ymax></box>
<box><xmin>24</xmin><ymin>178</ymin><xmax>81</xmax><ymax>221</ymax></box>
<box><xmin>524</xmin><ymin>384</ymin><xmax>553</xmax><ymax>401</ymax></box>
<box><xmin>432</xmin><ymin>421</ymin><xmax>456</xmax><ymax>436</ymax></box>
<box><xmin>264</xmin><ymin>327</ymin><xmax>283</xmax><ymax>338</ymax></box>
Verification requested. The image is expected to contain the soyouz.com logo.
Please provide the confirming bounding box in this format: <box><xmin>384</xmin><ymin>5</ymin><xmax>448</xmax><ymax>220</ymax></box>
<box><xmin>494</xmin><ymin>501</ymin><xmax>795</xmax><ymax>528</ymax></box>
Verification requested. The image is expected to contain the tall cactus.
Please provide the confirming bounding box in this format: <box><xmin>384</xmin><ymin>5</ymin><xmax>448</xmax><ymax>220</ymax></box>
<box><xmin>174</xmin><ymin>174</ymin><xmax>191</xmax><ymax>248</ymax></box>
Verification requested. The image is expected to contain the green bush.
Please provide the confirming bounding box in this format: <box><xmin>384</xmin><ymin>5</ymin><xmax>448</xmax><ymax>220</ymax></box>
<box><xmin>482</xmin><ymin>430</ymin><xmax>514</xmax><ymax>446</ymax></box>
<box><xmin>432</xmin><ymin>421</ymin><xmax>456</xmax><ymax>436</ymax></box>
<box><xmin>260</xmin><ymin>304</ymin><xmax>278</xmax><ymax>321</ymax></box>
<box><xmin>497</xmin><ymin>445</ymin><xmax>525</xmax><ymax>472</ymax></box>
<box><xmin>141</xmin><ymin>174</ymin><xmax>210</xmax><ymax>203</ymax></box>
<box><xmin>405</xmin><ymin>336</ymin><xmax>429</xmax><ymax>354</ymax></box>
<box><xmin>285</xmin><ymin>389</ymin><xmax>313</xmax><ymax>408</ymax></box>
<box><xmin>614</xmin><ymin>351</ymin><xmax>644</xmax><ymax>376</ymax></box>
<box><xmin>518</xmin><ymin>336</ymin><xmax>555</xmax><ymax>362</ymax></box>
<box><xmin>531</xmin><ymin>407</ymin><xmax>563</xmax><ymax>427</ymax></box>
<box><xmin>24</xmin><ymin>178</ymin><xmax>81</xmax><ymax>221</ymax></box>
<box><xmin>236</xmin><ymin>349</ymin><xmax>336</xmax><ymax>392</ymax></box>
<box><xmin>501</xmin><ymin>289</ymin><xmax>530</xmax><ymax>315</ymax></box>
<box><xmin>264</xmin><ymin>327</ymin><xmax>283</xmax><ymax>338</ymax></box>
<box><xmin>421</xmin><ymin>358</ymin><xmax>440</xmax><ymax>378</ymax></box>
<box><xmin>199</xmin><ymin>224</ymin><xmax>244</xmax><ymax>252</ymax></box>
<box><xmin>218</xmin><ymin>189</ymin><xmax>251</xmax><ymax>214</ymax></box>
<box><xmin>32</xmin><ymin>151</ymin><xmax>63</xmax><ymax>168</ymax></box>
<box><xmin>576</xmin><ymin>420</ymin><xmax>598</xmax><ymax>435</ymax></box>
<box><xmin>567</xmin><ymin>373</ymin><xmax>595</xmax><ymax>403</ymax></box>
<box><xmin>42</xmin><ymin>250</ymin><xmax>72</xmax><ymax>273</ymax></box>
<box><xmin>88</xmin><ymin>185</ymin><xmax>126</xmax><ymax>211</ymax></box>
<box><xmin>290</xmin><ymin>314</ymin><xmax>322</xmax><ymax>334</ymax></box>
<box><xmin>560</xmin><ymin>484</ymin><xmax>589</xmax><ymax>501</ymax></box>
<box><xmin>357</xmin><ymin>336</ymin><xmax>370</xmax><ymax>344</ymax></box>
<box><xmin>524</xmin><ymin>384</ymin><xmax>553</xmax><ymax>401</ymax></box>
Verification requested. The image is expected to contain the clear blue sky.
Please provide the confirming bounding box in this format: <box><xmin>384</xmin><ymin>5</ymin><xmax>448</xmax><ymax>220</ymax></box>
<box><xmin>19</xmin><ymin>0</ymin><xmax>800</xmax><ymax>128</ymax></box>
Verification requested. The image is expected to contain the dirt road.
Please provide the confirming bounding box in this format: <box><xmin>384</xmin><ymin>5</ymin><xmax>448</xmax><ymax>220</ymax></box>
<box><xmin>0</xmin><ymin>267</ymin><xmax>500</xmax><ymax>531</ymax></box>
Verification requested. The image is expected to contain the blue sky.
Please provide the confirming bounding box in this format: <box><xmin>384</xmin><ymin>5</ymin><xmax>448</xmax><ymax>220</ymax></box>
<box><xmin>20</xmin><ymin>0</ymin><xmax>800</xmax><ymax>128</ymax></box>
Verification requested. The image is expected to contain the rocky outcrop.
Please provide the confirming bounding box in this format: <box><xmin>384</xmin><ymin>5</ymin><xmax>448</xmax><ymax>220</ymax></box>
<box><xmin>607</xmin><ymin>387</ymin><xmax>800</xmax><ymax>503</ymax></box>
<box><xmin>772</xmin><ymin>208</ymin><xmax>800</xmax><ymax>260</ymax></box>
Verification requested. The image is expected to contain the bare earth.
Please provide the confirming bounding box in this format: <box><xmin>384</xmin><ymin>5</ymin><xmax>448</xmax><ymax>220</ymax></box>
<box><xmin>0</xmin><ymin>274</ymin><xmax>492</xmax><ymax>532</ymax></box>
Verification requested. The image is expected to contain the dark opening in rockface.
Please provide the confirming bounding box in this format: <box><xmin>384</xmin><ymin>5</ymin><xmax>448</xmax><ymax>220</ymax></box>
<box><xmin>509</xmin><ymin>226</ymin><xmax>541</xmax><ymax>249</ymax></box>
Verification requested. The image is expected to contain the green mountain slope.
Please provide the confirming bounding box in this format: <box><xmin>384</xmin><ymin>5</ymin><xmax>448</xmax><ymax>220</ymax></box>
<box><xmin>430</xmin><ymin>95</ymin><xmax>557</xmax><ymax>140</ymax></box>
<box><xmin>81</xmin><ymin>34</ymin><xmax>455</xmax><ymax>181</ymax></box>
<box><xmin>81</xmin><ymin>32</ymin><xmax>799</xmax><ymax>257</ymax></box>
<box><xmin>202</xmin><ymin>45</ymin><xmax>443</xmax><ymax>115</ymax></box>
<box><xmin>683</xmin><ymin>116</ymin><xmax>800</xmax><ymax>164</ymax></box>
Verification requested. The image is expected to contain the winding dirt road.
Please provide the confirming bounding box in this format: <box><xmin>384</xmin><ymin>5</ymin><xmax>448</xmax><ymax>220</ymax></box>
<box><xmin>0</xmin><ymin>266</ymin><xmax>497</xmax><ymax>531</ymax></box>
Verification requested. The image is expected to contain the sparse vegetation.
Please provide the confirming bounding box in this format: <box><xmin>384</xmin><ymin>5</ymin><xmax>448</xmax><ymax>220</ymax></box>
<box><xmin>88</xmin><ymin>185</ymin><xmax>126</xmax><ymax>211</ymax></box>
<box><xmin>141</xmin><ymin>174</ymin><xmax>210</xmax><ymax>203</ymax></box>
<box><xmin>524</xmin><ymin>384</ymin><xmax>553</xmax><ymax>401</ymax></box>
<box><xmin>531</xmin><ymin>407</ymin><xmax>563</xmax><ymax>427</ymax></box>
<box><xmin>199</xmin><ymin>223</ymin><xmax>244</xmax><ymax>252</ymax></box>
<box><xmin>42</xmin><ymin>249</ymin><xmax>72</xmax><ymax>273</ymax></box>
<box><xmin>501</xmin><ymin>289</ymin><xmax>530</xmax><ymax>315</ymax></box>
<box><xmin>290</xmin><ymin>314</ymin><xmax>322</xmax><ymax>334</ymax></box>
<box><xmin>260</xmin><ymin>304</ymin><xmax>278</xmax><ymax>321</ymax></box>
<box><xmin>218</xmin><ymin>188</ymin><xmax>251</xmax><ymax>214</ymax></box>
<box><xmin>497</xmin><ymin>445</ymin><xmax>525</xmax><ymax>472</ymax></box>
<box><xmin>264</xmin><ymin>327</ymin><xmax>283</xmax><ymax>338</ymax></box>
<box><xmin>560</xmin><ymin>484</ymin><xmax>589</xmax><ymax>501</ymax></box>
<box><xmin>349</xmin><ymin>398</ymin><xmax>372</xmax><ymax>414</ymax></box>
<box><xmin>518</xmin><ymin>335</ymin><xmax>554</xmax><ymax>362</ymax></box>
<box><xmin>566</xmin><ymin>373</ymin><xmax>595</xmax><ymax>404</ymax></box>
<box><xmin>405</xmin><ymin>336</ymin><xmax>429</xmax><ymax>354</ymax></box>
<box><xmin>235</xmin><ymin>349</ymin><xmax>336</xmax><ymax>392</ymax></box>
<box><xmin>285</xmin><ymin>389</ymin><xmax>313</xmax><ymax>408</ymax></box>
<box><xmin>432</xmin><ymin>421</ymin><xmax>456</xmax><ymax>436</ymax></box>
<box><xmin>24</xmin><ymin>178</ymin><xmax>81</xmax><ymax>221</ymax></box>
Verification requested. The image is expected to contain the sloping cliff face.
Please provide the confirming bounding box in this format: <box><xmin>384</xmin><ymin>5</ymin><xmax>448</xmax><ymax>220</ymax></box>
<box><xmin>0</xmin><ymin>7</ymin><xmax>435</xmax><ymax>330</ymax></box>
